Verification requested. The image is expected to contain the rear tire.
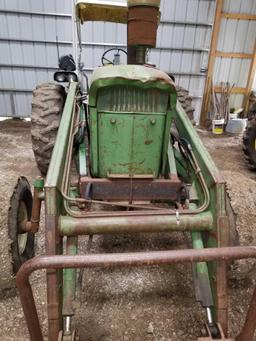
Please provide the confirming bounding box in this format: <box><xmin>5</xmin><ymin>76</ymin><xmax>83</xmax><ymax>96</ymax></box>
<box><xmin>243</xmin><ymin>115</ymin><xmax>256</xmax><ymax>170</ymax></box>
<box><xmin>31</xmin><ymin>83</ymin><xmax>66</xmax><ymax>176</ymax></box>
<box><xmin>176</xmin><ymin>85</ymin><xmax>195</xmax><ymax>121</ymax></box>
<box><xmin>0</xmin><ymin>176</ymin><xmax>34</xmax><ymax>290</ymax></box>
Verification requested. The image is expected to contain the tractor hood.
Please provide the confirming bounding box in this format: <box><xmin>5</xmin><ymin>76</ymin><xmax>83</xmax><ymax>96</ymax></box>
<box><xmin>89</xmin><ymin>64</ymin><xmax>176</xmax><ymax>107</ymax></box>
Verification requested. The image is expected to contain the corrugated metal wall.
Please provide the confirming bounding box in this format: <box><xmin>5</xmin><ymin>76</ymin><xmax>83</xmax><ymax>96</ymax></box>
<box><xmin>213</xmin><ymin>0</ymin><xmax>256</xmax><ymax>108</ymax></box>
<box><xmin>0</xmin><ymin>0</ymin><xmax>216</xmax><ymax>121</ymax></box>
<box><xmin>0</xmin><ymin>0</ymin><xmax>73</xmax><ymax>118</ymax></box>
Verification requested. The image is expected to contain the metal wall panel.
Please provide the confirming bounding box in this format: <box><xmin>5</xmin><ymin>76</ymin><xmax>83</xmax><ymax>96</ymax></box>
<box><xmin>212</xmin><ymin>0</ymin><xmax>256</xmax><ymax>109</ymax></box>
<box><xmin>0</xmin><ymin>0</ymin><xmax>216</xmax><ymax>121</ymax></box>
<box><xmin>223</xmin><ymin>0</ymin><xmax>256</xmax><ymax>14</ymax></box>
<box><xmin>253</xmin><ymin>74</ymin><xmax>256</xmax><ymax>91</ymax></box>
<box><xmin>150</xmin><ymin>0</ymin><xmax>216</xmax><ymax>122</ymax></box>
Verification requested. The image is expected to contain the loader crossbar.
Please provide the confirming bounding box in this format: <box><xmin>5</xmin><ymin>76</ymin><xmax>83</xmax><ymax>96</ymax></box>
<box><xmin>17</xmin><ymin>246</ymin><xmax>256</xmax><ymax>341</ymax></box>
<box><xmin>79</xmin><ymin>176</ymin><xmax>182</xmax><ymax>201</ymax></box>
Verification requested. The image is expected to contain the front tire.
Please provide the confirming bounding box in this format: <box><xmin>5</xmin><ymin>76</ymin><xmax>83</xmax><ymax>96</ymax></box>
<box><xmin>0</xmin><ymin>176</ymin><xmax>34</xmax><ymax>290</ymax></box>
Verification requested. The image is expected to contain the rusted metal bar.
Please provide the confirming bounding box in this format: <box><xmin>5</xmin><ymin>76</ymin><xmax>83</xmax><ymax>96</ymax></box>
<box><xmin>30</xmin><ymin>186</ymin><xmax>42</xmax><ymax>233</ymax></box>
<box><xmin>45</xmin><ymin>213</ymin><xmax>63</xmax><ymax>341</ymax></box>
<box><xmin>216</xmin><ymin>216</ymin><xmax>230</xmax><ymax>336</ymax></box>
<box><xmin>235</xmin><ymin>285</ymin><xmax>256</xmax><ymax>341</ymax></box>
<box><xmin>79</xmin><ymin>177</ymin><xmax>182</xmax><ymax>201</ymax></box>
<box><xmin>17</xmin><ymin>273</ymin><xmax>44</xmax><ymax>341</ymax></box>
<box><xmin>19</xmin><ymin>187</ymin><xmax>43</xmax><ymax>233</ymax></box>
<box><xmin>59</xmin><ymin>212</ymin><xmax>213</xmax><ymax>236</ymax></box>
<box><xmin>17</xmin><ymin>246</ymin><xmax>256</xmax><ymax>341</ymax></box>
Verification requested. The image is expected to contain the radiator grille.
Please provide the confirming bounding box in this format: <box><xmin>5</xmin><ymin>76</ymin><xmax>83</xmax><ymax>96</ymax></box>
<box><xmin>97</xmin><ymin>86</ymin><xmax>169</xmax><ymax>113</ymax></box>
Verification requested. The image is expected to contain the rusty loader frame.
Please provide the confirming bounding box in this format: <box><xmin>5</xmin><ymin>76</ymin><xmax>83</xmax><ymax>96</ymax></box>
<box><xmin>14</xmin><ymin>1</ymin><xmax>256</xmax><ymax>340</ymax></box>
<box><xmin>15</xmin><ymin>82</ymin><xmax>256</xmax><ymax>340</ymax></box>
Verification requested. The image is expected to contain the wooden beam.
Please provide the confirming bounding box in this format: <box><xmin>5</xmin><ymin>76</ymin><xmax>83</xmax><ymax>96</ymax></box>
<box><xmin>214</xmin><ymin>86</ymin><xmax>247</xmax><ymax>94</ymax></box>
<box><xmin>215</xmin><ymin>51</ymin><xmax>253</xmax><ymax>59</ymax></box>
<box><xmin>200</xmin><ymin>0</ymin><xmax>224</xmax><ymax>126</ymax></box>
<box><xmin>222</xmin><ymin>12</ymin><xmax>256</xmax><ymax>20</ymax></box>
<box><xmin>243</xmin><ymin>40</ymin><xmax>256</xmax><ymax>112</ymax></box>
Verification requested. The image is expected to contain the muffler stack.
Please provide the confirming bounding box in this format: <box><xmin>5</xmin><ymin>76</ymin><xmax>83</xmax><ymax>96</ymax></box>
<box><xmin>127</xmin><ymin>0</ymin><xmax>161</xmax><ymax>64</ymax></box>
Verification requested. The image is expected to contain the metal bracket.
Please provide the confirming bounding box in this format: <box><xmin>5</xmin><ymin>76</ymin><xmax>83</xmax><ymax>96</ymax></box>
<box><xmin>197</xmin><ymin>323</ymin><xmax>234</xmax><ymax>340</ymax></box>
<box><xmin>58</xmin><ymin>330</ymin><xmax>78</xmax><ymax>341</ymax></box>
<box><xmin>176</xmin><ymin>210</ymin><xmax>180</xmax><ymax>225</ymax></box>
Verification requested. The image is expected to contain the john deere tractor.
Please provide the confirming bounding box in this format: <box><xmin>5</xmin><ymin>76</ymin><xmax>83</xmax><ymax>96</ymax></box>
<box><xmin>1</xmin><ymin>1</ymin><xmax>256</xmax><ymax>341</ymax></box>
<box><xmin>243</xmin><ymin>94</ymin><xmax>256</xmax><ymax>168</ymax></box>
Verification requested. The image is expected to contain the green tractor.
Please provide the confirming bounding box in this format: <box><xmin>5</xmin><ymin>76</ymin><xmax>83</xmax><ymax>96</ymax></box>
<box><xmin>1</xmin><ymin>1</ymin><xmax>256</xmax><ymax>340</ymax></box>
<box><xmin>243</xmin><ymin>95</ymin><xmax>256</xmax><ymax>168</ymax></box>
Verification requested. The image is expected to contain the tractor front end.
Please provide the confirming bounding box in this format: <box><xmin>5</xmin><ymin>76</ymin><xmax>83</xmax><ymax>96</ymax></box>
<box><xmin>1</xmin><ymin>1</ymin><xmax>256</xmax><ymax>341</ymax></box>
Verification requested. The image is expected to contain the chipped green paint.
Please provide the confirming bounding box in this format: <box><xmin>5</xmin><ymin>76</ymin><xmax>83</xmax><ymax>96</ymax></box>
<box><xmin>97</xmin><ymin>112</ymin><xmax>166</xmax><ymax>177</ymax></box>
<box><xmin>89</xmin><ymin>64</ymin><xmax>177</xmax><ymax>107</ymax></box>
<box><xmin>34</xmin><ymin>177</ymin><xmax>44</xmax><ymax>189</ymax></box>
<box><xmin>62</xmin><ymin>236</ymin><xmax>78</xmax><ymax>316</ymax></box>
<box><xmin>89</xmin><ymin>64</ymin><xmax>177</xmax><ymax>177</ymax></box>
<box><xmin>45</xmin><ymin>82</ymin><xmax>78</xmax><ymax>190</ymax></box>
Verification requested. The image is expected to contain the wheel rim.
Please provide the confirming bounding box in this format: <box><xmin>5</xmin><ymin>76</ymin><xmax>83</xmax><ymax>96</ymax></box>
<box><xmin>17</xmin><ymin>200</ymin><xmax>28</xmax><ymax>255</ymax></box>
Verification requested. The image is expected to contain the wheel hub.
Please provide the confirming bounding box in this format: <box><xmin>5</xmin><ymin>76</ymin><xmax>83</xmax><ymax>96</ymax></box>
<box><xmin>17</xmin><ymin>200</ymin><xmax>28</xmax><ymax>255</ymax></box>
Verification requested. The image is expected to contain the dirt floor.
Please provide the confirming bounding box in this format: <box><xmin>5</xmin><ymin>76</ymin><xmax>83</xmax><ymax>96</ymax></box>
<box><xmin>0</xmin><ymin>119</ymin><xmax>256</xmax><ymax>341</ymax></box>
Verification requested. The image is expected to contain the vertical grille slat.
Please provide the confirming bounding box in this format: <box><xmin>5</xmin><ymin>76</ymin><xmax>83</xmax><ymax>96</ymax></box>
<box><xmin>97</xmin><ymin>86</ymin><xmax>168</xmax><ymax>113</ymax></box>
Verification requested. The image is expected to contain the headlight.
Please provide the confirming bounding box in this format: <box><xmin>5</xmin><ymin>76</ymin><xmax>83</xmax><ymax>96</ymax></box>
<box><xmin>67</xmin><ymin>73</ymin><xmax>78</xmax><ymax>82</ymax></box>
<box><xmin>54</xmin><ymin>72</ymin><xmax>66</xmax><ymax>82</ymax></box>
<box><xmin>54</xmin><ymin>71</ymin><xmax>78</xmax><ymax>83</ymax></box>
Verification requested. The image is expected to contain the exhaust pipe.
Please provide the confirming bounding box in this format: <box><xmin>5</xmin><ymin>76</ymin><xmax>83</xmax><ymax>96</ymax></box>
<box><xmin>127</xmin><ymin>0</ymin><xmax>161</xmax><ymax>64</ymax></box>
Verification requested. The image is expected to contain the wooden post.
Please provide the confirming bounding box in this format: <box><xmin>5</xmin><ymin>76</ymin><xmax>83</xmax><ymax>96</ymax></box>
<box><xmin>243</xmin><ymin>40</ymin><xmax>256</xmax><ymax>113</ymax></box>
<box><xmin>200</xmin><ymin>0</ymin><xmax>224</xmax><ymax>126</ymax></box>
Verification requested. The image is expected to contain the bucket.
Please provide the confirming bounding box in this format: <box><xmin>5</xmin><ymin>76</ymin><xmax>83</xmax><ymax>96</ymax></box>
<box><xmin>229</xmin><ymin>113</ymin><xmax>238</xmax><ymax>120</ymax></box>
<box><xmin>212</xmin><ymin>118</ymin><xmax>225</xmax><ymax>135</ymax></box>
<box><xmin>226</xmin><ymin>118</ymin><xmax>247</xmax><ymax>134</ymax></box>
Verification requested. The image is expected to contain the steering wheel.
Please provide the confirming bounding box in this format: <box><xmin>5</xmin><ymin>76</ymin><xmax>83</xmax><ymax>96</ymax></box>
<box><xmin>101</xmin><ymin>48</ymin><xmax>127</xmax><ymax>66</ymax></box>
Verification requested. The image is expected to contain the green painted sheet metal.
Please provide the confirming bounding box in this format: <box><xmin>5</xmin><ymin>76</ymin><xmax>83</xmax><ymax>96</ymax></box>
<box><xmin>161</xmin><ymin>111</ymin><xmax>173</xmax><ymax>174</ymax></box>
<box><xmin>192</xmin><ymin>231</ymin><xmax>211</xmax><ymax>276</ymax></box>
<box><xmin>79</xmin><ymin>142</ymin><xmax>87</xmax><ymax>176</ymax></box>
<box><xmin>89</xmin><ymin>65</ymin><xmax>176</xmax><ymax>107</ymax></box>
<box><xmin>62</xmin><ymin>236</ymin><xmax>78</xmax><ymax>316</ymax></box>
<box><xmin>78</xmin><ymin>101</ymin><xmax>87</xmax><ymax>177</ymax></box>
<box><xmin>34</xmin><ymin>177</ymin><xmax>44</xmax><ymax>189</ymax></box>
<box><xmin>192</xmin><ymin>231</ymin><xmax>214</xmax><ymax>308</ymax></box>
<box><xmin>175</xmin><ymin>103</ymin><xmax>229</xmax><ymax>320</ymax></box>
<box><xmin>89</xmin><ymin>107</ymin><xmax>98</xmax><ymax>175</ymax></box>
<box><xmin>89</xmin><ymin>65</ymin><xmax>177</xmax><ymax>178</ymax></box>
<box><xmin>59</xmin><ymin>211</ymin><xmax>214</xmax><ymax>236</ymax></box>
<box><xmin>45</xmin><ymin>82</ymin><xmax>78</xmax><ymax>189</ymax></box>
<box><xmin>97</xmin><ymin>86</ymin><xmax>169</xmax><ymax>113</ymax></box>
<box><xmin>62</xmin><ymin>188</ymin><xmax>79</xmax><ymax>316</ymax></box>
<box><xmin>167</xmin><ymin>140</ymin><xmax>177</xmax><ymax>176</ymax></box>
<box><xmin>97</xmin><ymin>112</ymin><xmax>166</xmax><ymax>177</ymax></box>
